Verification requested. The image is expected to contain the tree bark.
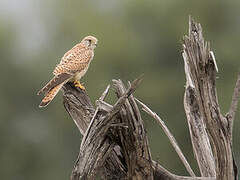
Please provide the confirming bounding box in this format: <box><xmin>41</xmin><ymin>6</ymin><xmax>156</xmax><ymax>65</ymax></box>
<box><xmin>182</xmin><ymin>17</ymin><xmax>238</xmax><ymax>180</ymax></box>
<box><xmin>60</xmin><ymin>17</ymin><xmax>238</xmax><ymax>180</ymax></box>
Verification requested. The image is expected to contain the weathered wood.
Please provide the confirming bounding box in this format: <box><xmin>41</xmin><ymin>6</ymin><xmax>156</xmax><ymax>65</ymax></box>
<box><xmin>75</xmin><ymin>76</ymin><xmax>144</xmax><ymax>179</ymax></box>
<box><xmin>182</xmin><ymin>17</ymin><xmax>237</xmax><ymax>179</ymax></box>
<box><xmin>152</xmin><ymin>162</ymin><xmax>215</xmax><ymax>180</ymax></box>
<box><xmin>227</xmin><ymin>72</ymin><xmax>240</xmax><ymax>142</ymax></box>
<box><xmin>59</xmin><ymin>17</ymin><xmax>238</xmax><ymax>180</ymax></box>
<box><xmin>63</xmin><ymin>76</ymin><xmax>155</xmax><ymax>179</ymax></box>
<box><xmin>62</xmin><ymin>81</ymin><xmax>218</xmax><ymax>180</ymax></box>
<box><xmin>62</xmin><ymin>83</ymin><xmax>126</xmax><ymax>180</ymax></box>
<box><xmin>62</xmin><ymin>82</ymin><xmax>95</xmax><ymax>134</ymax></box>
<box><xmin>112</xmin><ymin>79</ymin><xmax>154</xmax><ymax>179</ymax></box>
<box><xmin>135</xmin><ymin>98</ymin><xmax>195</xmax><ymax>177</ymax></box>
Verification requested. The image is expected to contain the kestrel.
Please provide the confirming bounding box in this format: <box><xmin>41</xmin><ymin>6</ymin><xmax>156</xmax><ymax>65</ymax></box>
<box><xmin>37</xmin><ymin>35</ymin><xmax>98</xmax><ymax>107</ymax></box>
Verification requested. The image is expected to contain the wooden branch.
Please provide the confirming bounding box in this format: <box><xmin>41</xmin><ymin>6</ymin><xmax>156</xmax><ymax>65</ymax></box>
<box><xmin>152</xmin><ymin>161</ymin><xmax>215</xmax><ymax>180</ymax></box>
<box><xmin>182</xmin><ymin>16</ymin><xmax>237</xmax><ymax>179</ymax></box>
<box><xmin>228</xmin><ymin>72</ymin><xmax>240</xmax><ymax>121</ymax></box>
<box><xmin>80</xmin><ymin>84</ymin><xmax>110</xmax><ymax>146</ymax></box>
<box><xmin>183</xmin><ymin>49</ymin><xmax>216</xmax><ymax>177</ymax></box>
<box><xmin>227</xmin><ymin>72</ymin><xmax>240</xmax><ymax>138</ymax></box>
<box><xmin>135</xmin><ymin>98</ymin><xmax>195</xmax><ymax>177</ymax></box>
<box><xmin>62</xmin><ymin>82</ymin><xmax>95</xmax><ymax>134</ymax></box>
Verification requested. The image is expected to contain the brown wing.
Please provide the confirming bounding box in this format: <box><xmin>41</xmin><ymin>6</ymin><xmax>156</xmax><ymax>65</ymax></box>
<box><xmin>37</xmin><ymin>73</ymin><xmax>72</xmax><ymax>95</ymax></box>
<box><xmin>53</xmin><ymin>44</ymin><xmax>93</xmax><ymax>76</ymax></box>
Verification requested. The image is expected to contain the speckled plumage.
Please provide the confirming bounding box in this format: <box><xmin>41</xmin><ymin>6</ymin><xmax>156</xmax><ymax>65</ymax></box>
<box><xmin>38</xmin><ymin>35</ymin><xmax>98</xmax><ymax>107</ymax></box>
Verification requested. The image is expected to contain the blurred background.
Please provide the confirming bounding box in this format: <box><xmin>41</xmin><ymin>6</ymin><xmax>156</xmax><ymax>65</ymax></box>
<box><xmin>0</xmin><ymin>0</ymin><xmax>239</xmax><ymax>179</ymax></box>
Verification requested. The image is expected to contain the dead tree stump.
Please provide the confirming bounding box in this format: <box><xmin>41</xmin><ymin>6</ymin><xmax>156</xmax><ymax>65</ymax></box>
<box><xmin>60</xmin><ymin>17</ymin><xmax>238</xmax><ymax>180</ymax></box>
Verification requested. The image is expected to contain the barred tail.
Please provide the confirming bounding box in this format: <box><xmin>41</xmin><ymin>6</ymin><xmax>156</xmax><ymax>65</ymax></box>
<box><xmin>37</xmin><ymin>73</ymin><xmax>72</xmax><ymax>95</ymax></box>
<box><xmin>39</xmin><ymin>83</ymin><xmax>64</xmax><ymax>108</ymax></box>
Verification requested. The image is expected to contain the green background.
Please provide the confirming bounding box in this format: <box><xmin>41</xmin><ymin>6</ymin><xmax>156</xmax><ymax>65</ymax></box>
<box><xmin>0</xmin><ymin>0</ymin><xmax>239</xmax><ymax>179</ymax></box>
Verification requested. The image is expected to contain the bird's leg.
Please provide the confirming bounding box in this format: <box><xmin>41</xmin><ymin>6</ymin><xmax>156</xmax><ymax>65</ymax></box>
<box><xmin>73</xmin><ymin>80</ymin><xmax>85</xmax><ymax>90</ymax></box>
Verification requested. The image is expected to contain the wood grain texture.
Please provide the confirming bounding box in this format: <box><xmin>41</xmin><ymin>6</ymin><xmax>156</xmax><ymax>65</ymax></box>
<box><xmin>59</xmin><ymin>17</ymin><xmax>238</xmax><ymax>180</ymax></box>
<box><xmin>183</xmin><ymin>17</ymin><xmax>237</xmax><ymax>179</ymax></box>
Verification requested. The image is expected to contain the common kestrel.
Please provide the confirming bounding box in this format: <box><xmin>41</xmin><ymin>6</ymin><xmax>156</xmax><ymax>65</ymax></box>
<box><xmin>37</xmin><ymin>35</ymin><xmax>98</xmax><ymax>107</ymax></box>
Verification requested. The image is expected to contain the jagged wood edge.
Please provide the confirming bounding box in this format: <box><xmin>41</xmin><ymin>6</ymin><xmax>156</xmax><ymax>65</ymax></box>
<box><xmin>183</xmin><ymin>16</ymin><xmax>238</xmax><ymax>179</ymax></box>
<box><xmin>62</xmin><ymin>80</ymin><xmax>217</xmax><ymax>180</ymax></box>
<box><xmin>76</xmin><ymin>76</ymin><xmax>143</xmax><ymax>179</ymax></box>
<box><xmin>112</xmin><ymin>79</ymin><xmax>154</xmax><ymax>179</ymax></box>
<box><xmin>62</xmin><ymin>83</ymin><xmax>126</xmax><ymax>180</ymax></box>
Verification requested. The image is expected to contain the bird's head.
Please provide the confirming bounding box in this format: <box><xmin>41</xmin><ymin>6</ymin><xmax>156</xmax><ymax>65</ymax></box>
<box><xmin>82</xmin><ymin>35</ymin><xmax>98</xmax><ymax>49</ymax></box>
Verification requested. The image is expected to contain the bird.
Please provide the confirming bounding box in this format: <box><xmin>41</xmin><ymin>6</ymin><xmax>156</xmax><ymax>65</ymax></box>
<box><xmin>37</xmin><ymin>35</ymin><xmax>98</xmax><ymax>108</ymax></box>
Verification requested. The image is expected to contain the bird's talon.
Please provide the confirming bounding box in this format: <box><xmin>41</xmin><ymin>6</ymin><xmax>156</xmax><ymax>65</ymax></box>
<box><xmin>74</xmin><ymin>80</ymin><xmax>85</xmax><ymax>90</ymax></box>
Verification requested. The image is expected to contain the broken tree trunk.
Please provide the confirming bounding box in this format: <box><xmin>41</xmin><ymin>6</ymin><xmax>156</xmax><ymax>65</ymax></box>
<box><xmin>60</xmin><ymin>17</ymin><xmax>238</xmax><ymax>180</ymax></box>
<box><xmin>182</xmin><ymin>17</ymin><xmax>238</xmax><ymax>180</ymax></box>
<box><xmin>62</xmin><ymin>77</ymin><xmax>154</xmax><ymax>180</ymax></box>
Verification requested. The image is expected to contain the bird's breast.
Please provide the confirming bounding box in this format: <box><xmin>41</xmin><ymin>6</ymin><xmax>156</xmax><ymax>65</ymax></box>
<box><xmin>73</xmin><ymin>50</ymin><xmax>94</xmax><ymax>80</ymax></box>
<box><xmin>74</xmin><ymin>65</ymin><xmax>89</xmax><ymax>80</ymax></box>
